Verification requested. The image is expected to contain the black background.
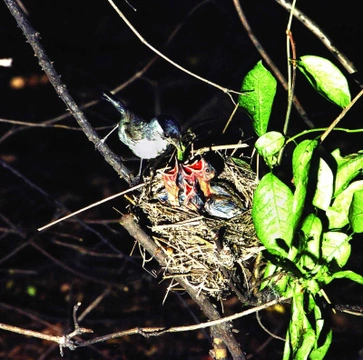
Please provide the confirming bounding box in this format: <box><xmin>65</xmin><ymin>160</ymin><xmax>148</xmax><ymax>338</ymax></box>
<box><xmin>1</xmin><ymin>1</ymin><xmax>363</xmax><ymax>359</ymax></box>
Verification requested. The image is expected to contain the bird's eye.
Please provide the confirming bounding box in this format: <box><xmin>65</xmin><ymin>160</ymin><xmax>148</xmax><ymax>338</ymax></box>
<box><xmin>205</xmin><ymin>168</ymin><xmax>210</xmax><ymax>173</ymax></box>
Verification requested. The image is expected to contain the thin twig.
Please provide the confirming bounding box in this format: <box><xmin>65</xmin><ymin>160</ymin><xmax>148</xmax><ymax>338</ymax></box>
<box><xmin>0</xmin><ymin>295</ymin><xmax>285</xmax><ymax>355</ymax></box>
<box><xmin>283</xmin><ymin>0</ymin><xmax>297</xmax><ymax>136</ymax></box>
<box><xmin>232</xmin><ymin>0</ymin><xmax>314</xmax><ymax>129</ymax></box>
<box><xmin>113</xmin><ymin>0</ymin><xmax>211</xmax><ymax>94</ymax></box>
<box><xmin>0</xmin><ymin>117</ymin><xmax>112</xmax><ymax>131</ymax></box>
<box><xmin>76</xmin><ymin>296</ymin><xmax>287</xmax><ymax>348</ymax></box>
<box><xmin>0</xmin><ymin>322</ymin><xmax>63</xmax><ymax>343</ymax></box>
<box><xmin>256</xmin><ymin>311</ymin><xmax>285</xmax><ymax>341</ymax></box>
<box><xmin>275</xmin><ymin>0</ymin><xmax>358</xmax><ymax>77</ymax></box>
<box><xmin>37</xmin><ymin>183</ymin><xmax>145</xmax><ymax>232</ymax></box>
<box><xmin>320</xmin><ymin>88</ymin><xmax>363</xmax><ymax>143</ymax></box>
<box><xmin>0</xmin><ymin>159</ymin><xmax>124</xmax><ymax>256</ymax></box>
<box><xmin>106</xmin><ymin>0</ymin><xmax>240</xmax><ymax>103</ymax></box>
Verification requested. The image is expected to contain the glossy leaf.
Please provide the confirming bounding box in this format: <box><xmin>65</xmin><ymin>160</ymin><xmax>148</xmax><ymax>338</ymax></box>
<box><xmin>285</xmin><ymin>291</ymin><xmax>332</xmax><ymax>360</ymax></box>
<box><xmin>332</xmin><ymin>149</ymin><xmax>363</xmax><ymax>197</ymax></box>
<box><xmin>332</xmin><ymin>270</ymin><xmax>363</xmax><ymax>284</ymax></box>
<box><xmin>252</xmin><ymin>172</ymin><xmax>294</xmax><ymax>257</ymax></box>
<box><xmin>327</xmin><ymin>180</ymin><xmax>363</xmax><ymax>229</ymax></box>
<box><xmin>312</xmin><ymin>157</ymin><xmax>334</xmax><ymax>211</ymax></box>
<box><xmin>310</xmin><ymin>307</ymin><xmax>332</xmax><ymax>360</ymax></box>
<box><xmin>299</xmin><ymin>214</ymin><xmax>322</xmax><ymax>271</ymax></box>
<box><xmin>292</xmin><ymin>140</ymin><xmax>318</xmax><ymax>229</ymax></box>
<box><xmin>254</xmin><ymin>131</ymin><xmax>285</xmax><ymax>167</ymax></box>
<box><xmin>239</xmin><ymin>60</ymin><xmax>277</xmax><ymax>136</ymax></box>
<box><xmin>297</xmin><ymin>55</ymin><xmax>351</xmax><ymax>108</ymax></box>
<box><xmin>288</xmin><ymin>291</ymin><xmax>316</xmax><ymax>360</ymax></box>
<box><xmin>322</xmin><ymin>232</ymin><xmax>350</xmax><ymax>268</ymax></box>
<box><xmin>349</xmin><ymin>189</ymin><xmax>363</xmax><ymax>233</ymax></box>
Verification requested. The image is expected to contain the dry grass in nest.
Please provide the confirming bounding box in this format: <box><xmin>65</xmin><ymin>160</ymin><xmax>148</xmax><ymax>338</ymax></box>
<box><xmin>135</xmin><ymin>154</ymin><xmax>263</xmax><ymax>300</ymax></box>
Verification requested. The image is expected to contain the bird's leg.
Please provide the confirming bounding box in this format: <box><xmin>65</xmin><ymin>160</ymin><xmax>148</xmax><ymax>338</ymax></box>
<box><xmin>132</xmin><ymin>158</ymin><xmax>144</xmax><ymax>185</ymax></box>
<box><xmin>95</xmin><ymin>124</ymin><xmax>119</xmax><ymax>149</ymax></box>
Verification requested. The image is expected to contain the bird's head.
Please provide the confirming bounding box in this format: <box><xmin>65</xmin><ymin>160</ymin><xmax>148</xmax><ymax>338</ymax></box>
<box><xmin>156</xmin><ymin>115</ymin><xmax>184</xmax><ymax>158</ymax></box>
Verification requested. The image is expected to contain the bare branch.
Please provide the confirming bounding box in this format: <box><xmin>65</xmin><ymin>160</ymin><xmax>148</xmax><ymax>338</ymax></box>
<box><xmin>3</xmin><ymin>0</ymin><xmax>134</xmax><ymax>185</ymax></box>
<box><xmin>320</xmin><ymin>88</ymin><xmax>363</xmax><ymax>143</ymax></box>
<box><xmin>106</xmin><ymin>0</ymin><xmax>241</xmax><ymax>100</ymax></box>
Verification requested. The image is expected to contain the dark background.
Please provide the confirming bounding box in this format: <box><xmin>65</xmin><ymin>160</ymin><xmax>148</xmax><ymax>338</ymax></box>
<box><xmin>1</xmin><ymin>1</ymin><xmax>363</xmax><ymax>359</ymax></box>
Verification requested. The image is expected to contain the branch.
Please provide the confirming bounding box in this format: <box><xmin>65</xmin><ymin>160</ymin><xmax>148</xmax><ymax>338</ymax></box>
<box><xmin>3</xmin><ymin>0</ymin><xmax>134</xmax><ymax>186</ymax></box>
<box><xmin>275</xmin><ymin>0</ymin><xmax>358</xmax><ymax>77</ymax></box>
<box><xmin>106</xmin><ymin>0</ymin><xmax>241</xmax><ymax>103</ymax></box>
<box><xmin>232</xmin><ymin>0</ymin><xmax>315</xmax><ymax>129</ymax></box>
<box><xmin>0</xmin><ymin>287</ymin><xmax>285</xmax><ymax>357</ymax></box>
<box><xmin>120</xmin><ymin>214</ymin><xmax>247</xmax><ymax>360</ymax></box>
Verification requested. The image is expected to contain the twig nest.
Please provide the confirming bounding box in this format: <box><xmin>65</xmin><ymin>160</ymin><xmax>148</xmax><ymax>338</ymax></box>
<box><xmin>136</xmin><ymin>154</ymin><xmax>262</xmax><ymax>300</ymax></box>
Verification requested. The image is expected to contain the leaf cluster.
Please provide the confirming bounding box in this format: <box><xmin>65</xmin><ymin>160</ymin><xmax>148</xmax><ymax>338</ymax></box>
<box><xmin>239</xmin><ymin>57</ymin><xmax>363</xmax><ymax>359</ymax></box>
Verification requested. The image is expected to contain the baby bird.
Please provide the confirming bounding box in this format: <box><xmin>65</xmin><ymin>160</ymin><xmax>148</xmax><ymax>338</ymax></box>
<box><xmin>204</xmin><ymin>182</ymin><xmax>247</xmax><ymax>219</ymax></box>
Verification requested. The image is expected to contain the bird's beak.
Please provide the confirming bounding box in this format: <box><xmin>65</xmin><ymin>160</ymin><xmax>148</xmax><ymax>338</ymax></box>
<box><xmin>168</xmin><ymin>137</ymin><xmax>185</xmax><ymax>161</ymax></box>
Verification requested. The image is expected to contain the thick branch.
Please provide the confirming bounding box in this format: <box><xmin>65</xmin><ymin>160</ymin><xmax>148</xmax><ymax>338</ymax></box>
<box><xmin>3</xmin><ymin>0</ymin><xmax>134</xmax><ymax>185</ymax></box>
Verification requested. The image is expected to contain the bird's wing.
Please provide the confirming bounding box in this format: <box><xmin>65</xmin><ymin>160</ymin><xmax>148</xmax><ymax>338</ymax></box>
<box><xmin>123</xmin><ymin>115</ymin><xmax>149</xmax><ymax>141</ymax></box>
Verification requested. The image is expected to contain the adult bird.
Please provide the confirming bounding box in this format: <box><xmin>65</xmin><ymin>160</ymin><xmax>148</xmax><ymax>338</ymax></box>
<box><xmin>101</xmin><ymin>91</ymin><xmax>182</xmax><ymax>179</ymax></box>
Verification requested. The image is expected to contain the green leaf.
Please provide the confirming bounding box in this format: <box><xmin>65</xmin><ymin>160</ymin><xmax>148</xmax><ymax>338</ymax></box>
<box><xmin>283</xmin><ymin>326</ymin><xmax>292</xmax><ymax>360</ymax></box>
<box><xmin>349</xmin><ymin>189</ymin><xmax>363</xmax><ymax>233</ymax></box>
<box><xmin>260</xmin><ymin>262</ymin><xmax>278</xmax><ymax>290</ymax></box>
<box><xmin>310</xmin><ymin>327</ymin><xmax>332</xmax><ymax>360</ymax></box>
<box><xmin>322</xmin><ymin>232</ymin><xmax>350</xmax><ymax>268</ymax></box>
<box><xmin>252</xmin><ymin>172</ymin><xmax>294</xmax><ymax>257</ymax></box>
<box><xmin>261</xmin><ymin>262</ymin><xmax>292</xmax><ymax>297</ymax></box>
<box><xmin>254</xmin><ymin>131</ymin><xmax>285</xmax><ymax>167</ymax></box>
<box><xmin>231</xmin><ymin>157</ymin><xmax>251</xmax><ymax>168</ymax></box>
<box><xmin>332</xmin><ymin>270</ymin><xmax>363</xmax><ymax>284</ymax></box>
<box><xmin>312</xmin><ymin>158</ymin><xmax>334</xmax><ymax>211</ymax></box>
<box><xmin>299</xmin><ymin>214</ymin><xmax>322</xmax><ymax>271</ymax></box>
<box><xmin>239</xmin><ymin>60</ymin><xmax>277</xmax><ymax>136</ymax></box>
<box><xmin>177</xmin><ymin>143</ymin><xmax>186</xmax><ymax>161</ymax></box>
<box><xmin>292</xmin><ymin>140</ymin><xmax>318</xmax><ymax>229</ymax></box>
<box><xmin>333</xmin><ymin>150</ymin><xmax>363</xmax><ymax>197</ymax></box>
<box><xmin>285</xmin><ymin>291</ymin><xmax>332</xmax><ymax>360</ymax></box>
<box><xmin>310</xmin><ymin>305</ymin><xmax>333</xmax><ymax>360</ymax></box>
<box><xmin>327</xmin><ymin>180</ymin><xmax>363</xmax><ymax>229</ymax></box>
<box><xmin>288</xmin><ymin>291</ymin><xmax>316</xmax><ymax>360</ymax></box>
<box><xmin>292</xmin><ymin>140</ymin><xmax>318</xmax><ymax>182</ymax></box>
<box><xmin>297</xmin><ymin>55</ymin><xmax>351</xmax><ymax>108</ymax></box>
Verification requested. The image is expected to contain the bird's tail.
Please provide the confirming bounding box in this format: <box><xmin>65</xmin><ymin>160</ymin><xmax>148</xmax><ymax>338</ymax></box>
<box><xmin>102</xmin><ymin>90</ymin><xmax>126</xmax><ymax>114</ymax></box>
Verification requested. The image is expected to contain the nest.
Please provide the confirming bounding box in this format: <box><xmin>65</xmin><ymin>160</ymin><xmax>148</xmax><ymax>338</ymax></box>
<box><xmin>135</xmin><ymin>155</ymin><xmax>263</xmax><ymax>300</ymax></box>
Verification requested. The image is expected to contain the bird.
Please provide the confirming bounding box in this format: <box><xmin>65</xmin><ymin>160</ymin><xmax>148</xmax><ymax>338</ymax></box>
<box><xmin>180</xmin><ymin>157</ymin><xmax>216</xmax><ymax>197</ymax></box>
<box><xmin>203</xmin><ymin>181</ymin><xmax>247</xmax><ymax>219</ymax></box>
<box><xmin>178</xmin><ymin>177</ymin><xmax>205</xmax><ymax>212</ymax></box>
<box><xmin>161</xmin><ymin>160</ymin><xmax>180</xmax><ymax>206</ymax></box>
<box><xmin>101</xmin><ymin>91</ymin><xmax>183</xmax><ymax>178</ymax></box>
<box><xmin>160</xmin><ymin>156</ymin><xmax>247</xmax><ymax>219</ymax></box>
<box><xmin>161</xmin><ymin>157</ymin><xmax>215</xmax><ymax>210</ymax></box>
<box><xmin>203</xmin><ymin>194</ymin><xmax>244</xmax><ymax>219</ymax></box>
